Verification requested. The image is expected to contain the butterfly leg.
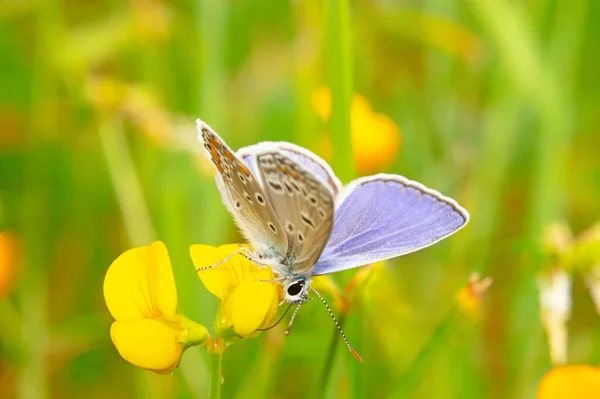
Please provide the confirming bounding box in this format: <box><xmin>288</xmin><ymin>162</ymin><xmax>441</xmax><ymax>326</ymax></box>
<box><xmin>196</xmin><ymin>246</ymin><xmax>278</xmax><ymax>272</ymax></box>
<box><xmin>256</xmin><ymin>277</ymin><xmax>285</xmax><ymax>283</ymax></box>
<box><xmin>195</xmin><ymin>246</ymin><xmax>254</xmax><ymax>272</ymax></box>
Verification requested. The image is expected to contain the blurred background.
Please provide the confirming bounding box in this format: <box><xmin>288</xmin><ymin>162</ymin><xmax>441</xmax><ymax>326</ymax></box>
<box><xmin>1</xmin><ymin>0</ymin><xmax>599</xmax><ymax>398</ymax></box>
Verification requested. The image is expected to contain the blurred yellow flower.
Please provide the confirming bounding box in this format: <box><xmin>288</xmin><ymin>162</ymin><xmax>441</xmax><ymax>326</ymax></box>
<box><xmin>455</xmin><ymin>272</ymin><xmax>493</xmax><ymax>319</ymax></box>
<box><xmin>0</xmin><ymin>232</ymin><xmax>20</xmax><ymax>299</ymax></box>
<box><xmin>190</xmin><ymin>244</ymin><xmax>282</xmax><ymax>338</ymax></box>
<box><xmin>312</xmin><ymin>87</ymin><xmax>401</xmax><ymax>174</ymax></box>
<box><xmin>537</xmin><ymin>365</ymin><xmax>600</xmax><ymax>399</ymax></box>
<box><xmin>104</xmin><ymin>241</ymin><xmax>208</xmax><ymax>374</ymax></box>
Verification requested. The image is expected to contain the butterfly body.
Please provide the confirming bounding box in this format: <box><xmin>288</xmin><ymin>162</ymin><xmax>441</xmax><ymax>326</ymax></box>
<box><xmin>197</xmin><ymin>119</ymin><xmax>469</xmax><ymax>306</ymax></box>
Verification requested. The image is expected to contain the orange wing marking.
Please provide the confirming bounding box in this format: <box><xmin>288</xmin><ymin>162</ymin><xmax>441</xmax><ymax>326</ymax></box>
<box><xmin>239</xmin><ymin>164</ymin><xmax>251</xmax><ymax>176</ymax></box>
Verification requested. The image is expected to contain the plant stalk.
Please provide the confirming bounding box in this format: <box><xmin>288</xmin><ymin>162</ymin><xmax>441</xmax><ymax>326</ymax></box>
<box><xmin>318</xmin><ymin>313</ymin><xmax>346</xmax><ymax>398</ymax></box>
<box><xmin>210</xmin><ymin>350</ymin><xmax>223</xmax><ymax>399</ymax></box>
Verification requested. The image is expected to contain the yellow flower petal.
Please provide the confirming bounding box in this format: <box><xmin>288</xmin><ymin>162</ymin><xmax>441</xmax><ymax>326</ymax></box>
<box><xmin>104</xmin><ymin>241</ymin><xmax>177</xmax><ymax>321</ymax></box>
<box><xmin>351</xmin><ymin>96</ymin><xmax>401</xmax><ymax>174</ymax></box>
<box><xmin>223</xmin><ymin>280</ymin><xmax>279</xmax><ymax>337</ymax></box>
<box><xmin>311</xmin><ymin>87</ymin><xmax>401</xmax><ymax>175</ymax></box>
<box><xmin>538</xmin><ymin>365</ymin><xmax>600</xmax><ymax>399</ymax></box>
<box><xmin>110</xmin><ymin>319</ymin><xmax>183</xmax><ymax>374</ymax></box>
<box><xmin>192</xmin><ymin>243</ymin><xmax>282</xmax><ymax>337</ymax></box>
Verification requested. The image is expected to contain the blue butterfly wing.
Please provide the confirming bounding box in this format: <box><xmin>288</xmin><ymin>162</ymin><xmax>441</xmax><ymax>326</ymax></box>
<box><xmin>312</xmin><ymin>174</ymin><xmax>469</xmax><ymax>276</ymax></box>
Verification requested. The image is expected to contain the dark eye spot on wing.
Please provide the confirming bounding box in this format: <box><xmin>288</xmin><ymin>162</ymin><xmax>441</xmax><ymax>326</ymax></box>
<box><xmin>268</xmin><ymin>180</ymin><xmax>284</xmax><ymax>193</ymax></box>
<box><xmin>286</xmin><ymin>222</ymin><xmax>295</xmax><ymax>233</ymax></box>
<box><xmin>291</xmin><ymin>181</ymin><xmax>300</xmax><ymax>192</ymax></box>
<box><xmin>300</xmin><ymin>213</ymin><xmax>315</xmax><ymax>229</ymax></box>
<box><xmin>284</xmin><ymin>181</ymin><xmax>293</xmax><ymax>194</ymax></box>
<box><xmin>244</xmin><ymin>192</ymin><xmax>252</xmax><ymax>202</ymax></box>
<box><xmin>309</xmin><ymin>196</ymin><xmax>318</xmax><ymax>206</ymax></box>
<box><xmin>235</xmin><ymin>201</ymin><xmax>241</xmax><ymax>209</ymax></box>
<box><xmin>301</xmin><ymin>188</ymin><xmax>307</xmax><ymax>197</ymax></box>
<box><xmin>298</xmin><ymin>232</ymin><xmax>304</xmax><ymax>242</ymax></box>
<box><xmin>238</xmin><ymin>172</ymin><xmax>246</xmax><ymax>184</ymax></box>
<box><xmin>268</xmin><ymin>223</ymin><xmax>277</xmax><ymax>233</ymax></box>
<box><xmin>256</xmin><ymin>193</ymin><xmax>265</xmax><ymax>205</ymax></box>
<box><xmin>318</xmin><ymin>208</ymin><xmax>326</xmax><ymax>218</ymax></box>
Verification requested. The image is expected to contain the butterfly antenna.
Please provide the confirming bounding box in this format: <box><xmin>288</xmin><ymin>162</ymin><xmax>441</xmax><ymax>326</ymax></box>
<box><xmin>285</xmin><ymin>304</ymin><xmax>303</xmax><ymax>336</ymax></box>
<box><xmin>256</xmin><ymin>303</ymin><xmax>293</xmax><ymax>331</ymax></box>
<box><xmin>309</xmin><ymin>287</ymin><xmax>363</xmax><ymax>362</ymax></box>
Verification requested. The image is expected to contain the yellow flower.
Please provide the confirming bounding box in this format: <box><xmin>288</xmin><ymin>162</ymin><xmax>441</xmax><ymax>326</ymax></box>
<box><xmin>538</xmin><ymin>365</ymin><xmax>600</xmax><ymax>399</ymax></box>
<box><xmin>455</xmin><ymin>272</ymin><xmax>493</xmax><ymax>319</ymax></box>
<box><xmin>0</xmin><ymin>232</ymin><xmax>20</xmax><ymax>299</ymax></box>
<box><xmin>104</xmin><ymin>241</ymin><xmax>208</xmax><ymax>374</ymax></box>
<box><xmin>312</xmin><ymin>87</ymin><xmax>402</xmax><ymax>174</ymax></box>
<box><xmin>190</xmin><ymin>244</ymin><xmax>282</xmax><ymax>338</ymax></box>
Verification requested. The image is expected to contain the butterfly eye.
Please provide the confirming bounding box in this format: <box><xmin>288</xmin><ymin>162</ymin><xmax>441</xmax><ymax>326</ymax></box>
<box><xmin>287</xmin><ymin>281</ymin><xmax>304</xmax><ymax>296</ymax></box>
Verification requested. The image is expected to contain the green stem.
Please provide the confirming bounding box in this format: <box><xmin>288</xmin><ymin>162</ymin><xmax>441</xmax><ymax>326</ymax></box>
<box><xmin>324</xmin><ymin>0</ymin><xmax>355</xmax><ymax>182</ymax></box>
<box><xmin>318</xmin><ymin>313</ymin><xmax>346</xmax><ymax>398</ymax></box>
<box><xmin>98</xmin><ymin>116</ymin><xmax>156</xmax><ymax>246</ymax></box>
<box><xmin>210</xmin><ymin>351</ymin><xmax>223</xmax><ymax>399</ymax></box>
<box><xmin>389</xmin><ymin>306</ymin><xmax>460</xmax><ymax>398</ymax></box>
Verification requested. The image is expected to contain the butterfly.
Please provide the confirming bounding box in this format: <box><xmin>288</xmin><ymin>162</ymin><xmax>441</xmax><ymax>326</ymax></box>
<box><xmin>197</xmin><ymin>119</ymin><xmax>469</xmax><ymax>356</ymax></box>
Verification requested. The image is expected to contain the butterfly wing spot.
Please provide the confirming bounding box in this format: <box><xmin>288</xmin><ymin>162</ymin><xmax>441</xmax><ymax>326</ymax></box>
<box><xmin>235</xmin><ymin>200</ymin><xmax>241</xmax><ymax>209</ymax></box>
<box><xmin>279</xmin><ymin>165</ymin><xmax>287</xmax><ymax>173</ymax></box>
<box><xmin>308</xmin><ymin>196</ymin><xmax>318</xmax><ymax>206</ymax></box>
<box><xmin>298</xmin><ymin>232</ymin><xmax>304</xmax><ymax>242</ymax></box>
<box><xmin>256</xmin><ymin>193</ymin><xmax>266</xmax><ymax>205</ymax></box>
<box><xmin>243</xmin><ymin>192</ymin><xmax>253</xmax><ymax>203</ymax></box>
<box><xmin>300</xmin><ymin>213</ymin><xmax>316</xmax><ymax>230</ymax></box>
<box><xmin>317</xmin><ymin>208</ymin><xmax>326</xmax><ymax>218</ymax></box>
<box><xmin>239</xmin><ymin>164</ymin><xmax>251</xmax><ymax>176</ymax></box>
<box><xmin>210</xmin><ymin>158</ymin><xmax>224</xmax><ymax>174</ymax></box>
<box><xmin>283</xmin><ymin>181</ymin><xmax>294</xmax><ymax>194</ymax></box>
<box><xmin>268</xmin><ymin>180</ymin><xmax>284</xmax><ymax>193</ymax></box>
<box><xmin>238</xmin><ymin>172</ymin><xmax>247</xmax><ymax>184</ymax></box>
<box><xmin>268</xmin><ymin>223</ymin><xmax>277</xmax><ymax>233</ymax></box>
<box><xmin>286</xmin><ymin>222</ymin><xmax>295</xmax><ymax>233</ymax></box>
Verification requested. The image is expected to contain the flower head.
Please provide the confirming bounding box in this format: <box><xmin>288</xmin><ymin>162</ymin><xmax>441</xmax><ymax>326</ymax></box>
<box><xmin>455</xmin><ymin>272</ymin><xmax>493</xmax><ymax>319</ymax></box>
<box><xmin>538</xmin><ymin>365</ymin><xmax>600</xmax><ymax>399</ymax></box>
<box><xmin>190</xmin><ymin>244</ymin><xmax>282</xmax><ymax>338</ymax></box>
<box><xmin>312</xmin><ymin>87</ymin><xmax>401</xmax><ymax>174</ymax></box>
<box><xmin>104</xmin><ymin>241</ymin><xmax>208</xmax><ymax>374</ymax></box>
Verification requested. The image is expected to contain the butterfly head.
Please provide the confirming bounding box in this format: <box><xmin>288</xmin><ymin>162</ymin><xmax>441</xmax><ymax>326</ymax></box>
<box><xmin>283</xmin><ymin>276</ymin><xmax>310</xmax><ymax>304</ymax></box>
